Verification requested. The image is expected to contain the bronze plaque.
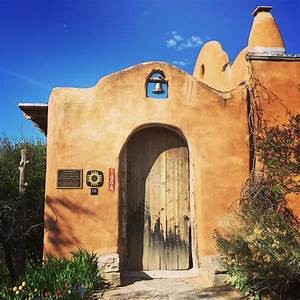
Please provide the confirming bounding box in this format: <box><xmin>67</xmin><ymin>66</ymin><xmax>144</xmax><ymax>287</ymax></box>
<box><xmin>57</xmin><ymin>169</ymin><xmax>83</xmax><ymax>189</ymax></box>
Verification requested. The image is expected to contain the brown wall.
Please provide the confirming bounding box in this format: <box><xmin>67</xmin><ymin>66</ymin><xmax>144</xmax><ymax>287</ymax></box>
<box><xmin>249</xmin><ymin>59</ymin><xmax>300</xmax><ymax>216</ymax></box>
<box><xmin>44</xmin><ymin>62</ymin><xmax>249</xmax><ymax>261</ymax></box>
<box><xmin>249</xmin><ymin>60</ymin><xmax>300</xmax><ymax>122</ymax></box>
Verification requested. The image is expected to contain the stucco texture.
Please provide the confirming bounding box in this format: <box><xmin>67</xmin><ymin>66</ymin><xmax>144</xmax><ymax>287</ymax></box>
<box><xmin>248</xmin><ymin>12</ymin><xmax>284</xmax><ymax>48</ymax></box>
<box><xmin>249</xmin><ymin>60</ymin><xmax>300</xmax><ymax>216</ymax></box>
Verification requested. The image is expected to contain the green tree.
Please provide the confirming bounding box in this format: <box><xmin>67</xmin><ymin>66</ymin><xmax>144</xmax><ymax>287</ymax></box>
<box><xmin>0</xmin><ymin>136</ymin><xmax>46</xmax><ymax>284</ymax></box>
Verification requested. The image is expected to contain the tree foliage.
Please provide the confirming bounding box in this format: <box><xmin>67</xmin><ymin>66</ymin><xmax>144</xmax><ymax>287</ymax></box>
<box><xmin>0</xmin><ymin>136</ymin><xmax>46</xmax><ymax>284</ymax></box>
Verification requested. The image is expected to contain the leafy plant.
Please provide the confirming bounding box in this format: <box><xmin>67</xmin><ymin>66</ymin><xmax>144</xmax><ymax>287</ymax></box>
<box><xmin>0</xmin><ymin>249</ymin><xmax>104</xmax><ymax>299</ymax></box>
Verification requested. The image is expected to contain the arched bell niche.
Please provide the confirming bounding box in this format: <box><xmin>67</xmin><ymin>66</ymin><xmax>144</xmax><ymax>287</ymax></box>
<box><xmin>146</xmin><ymin>70</ymin><xmax>168</xmax><ymax>99</ymax></box>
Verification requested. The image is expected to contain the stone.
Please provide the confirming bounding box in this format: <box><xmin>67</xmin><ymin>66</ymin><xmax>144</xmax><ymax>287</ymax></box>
<box><xmin>97</xmin><ymin>253</ymin><xmax>119</xmax><ymax>273</ymax></box>
<box><xmin>97</xmin><ymin>254</ymin><xmax>120</xmax><ymax>287</ymax></box>
<box><xmin>200</xmin><ymin>255</ymin><xmax>227</xmax><ymax>274</ymax></box>
<box><xmin>101</xmin><ymin>272</ymin><xmax>121</xmax><ymax>288</ymax></box>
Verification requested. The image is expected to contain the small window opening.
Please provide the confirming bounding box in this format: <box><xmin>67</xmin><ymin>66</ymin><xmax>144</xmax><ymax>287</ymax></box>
<box><xmin>146</xmin><ymin>71</ymin><xmax>168</xmax><ymax>99</ymax></box>
<box><xmin>222</xmin><ymin>62</ymin><xmax>230</xmax><ymax>72</ymax></box>
<box><xmin>200</xmin><ymin>64</ymin><xmax>205</xmax><ymax>77</ymax></box>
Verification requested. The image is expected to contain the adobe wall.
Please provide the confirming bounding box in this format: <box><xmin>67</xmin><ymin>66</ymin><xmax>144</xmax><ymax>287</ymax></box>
<box><xmin>249</xmin><ymin>60</ymin><xmax>300</xmax><ymax>123</ymax></box>
<box><xmin>248</xmin><ymin>59</ymin><xmax>300</xmax><ymax>216</ymax></box>
<box><xmin>44</xmin><ymin>62</ymin><xmax>249</xmax><ymax>262</ymax></box>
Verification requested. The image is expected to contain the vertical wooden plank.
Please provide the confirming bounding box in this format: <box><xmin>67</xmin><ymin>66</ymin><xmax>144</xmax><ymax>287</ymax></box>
<box><xmin>158</xmin><ymin>150</ymin><xmax>167</xmax><ymax>270</ymax></box>
<box><xmin>166</xmin><ymin>148</ymin><xmax>176</xmax><ymax>269</ymax></box>
<box><xmin>145</xmin><ymin>130</ymin><xmax>153</xmax><ymax>270</ymax></box>
<box><xmin>177</xmin><ymin>147</ymin><xmax>190</xmax><ymax>269</ymax></box>
<box><xmin>165</xmin><ymin>147</ymin><xmax>170</xmax><ymax>269</ymax></box>
<box><xmin>146</xmin><ymin>151</ymin><xmax>159</xmax><ymax>270</ymax></box>
<box><xmin>145</xmin><ymin>128</ymin><xmax>157</xmax><ymax>270</ymax></box>
<box><xmin>170</xmin><ymin>149</ymin><xmax>175</xmax><ymax>269</ymax></box>
<box><xmin>143</xmin><ymin>129</ymin><xmax>152</xmax><ymax>271</ymax></box>
<box><xmin>143</xmin><ymin>166</ymin><xmax>150</xmax><ymax>270</ymax></box>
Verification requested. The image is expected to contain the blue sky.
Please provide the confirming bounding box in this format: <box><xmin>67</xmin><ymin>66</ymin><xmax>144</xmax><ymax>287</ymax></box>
<box><xmin>0</xmin><ymin>0</ymin><xmax>299</xmax><ymax>140</ymax></box>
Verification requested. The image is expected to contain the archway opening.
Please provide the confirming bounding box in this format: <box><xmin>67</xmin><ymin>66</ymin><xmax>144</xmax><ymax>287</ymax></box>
<box><xmin>119</xmin><ymin>126</ymin><xmax>192</xmax><ymax>271</ymax></box>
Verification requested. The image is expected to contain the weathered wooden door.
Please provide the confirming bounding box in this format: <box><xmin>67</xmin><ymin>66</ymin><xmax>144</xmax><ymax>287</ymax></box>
<box><xmin>126</xmin><ymin>127</ymin><xmax>190</xmax><ymax>271</ymax></box>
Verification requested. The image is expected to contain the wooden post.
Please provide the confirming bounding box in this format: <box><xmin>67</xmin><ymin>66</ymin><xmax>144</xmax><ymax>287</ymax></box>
<box><xmin>18</xmin><ymin>149</ymin><xmax>29</xmax><ymax>196</ymax></box>
<box><xmin>15</xmin><ymin>149</ymin><xmax>29</xmax><ymax>279</ymax></box>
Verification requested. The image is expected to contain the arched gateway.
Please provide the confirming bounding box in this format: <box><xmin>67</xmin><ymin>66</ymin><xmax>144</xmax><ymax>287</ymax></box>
<box><xmin>120</xmin><ymin>126</ymin><xmax>191</xmax><ymax>271</ymax></box>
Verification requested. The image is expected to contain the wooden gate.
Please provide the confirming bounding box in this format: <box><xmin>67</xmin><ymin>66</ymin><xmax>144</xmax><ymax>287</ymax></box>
<box><xmin>125</xmin><ymin>127</ymin><xmax>190</xmax><ymax>271</ymax></box>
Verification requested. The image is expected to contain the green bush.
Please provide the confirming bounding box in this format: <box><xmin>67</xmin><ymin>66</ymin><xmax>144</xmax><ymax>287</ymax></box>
<box><xmin>215</xmin><ymin>113</ymin><xmax>300</xmax><ymax>299</ymax></box>
<box><xmin>0</xmin><ymin>249</ymin><xmax>103</xmax><ymax>299</ymax></box>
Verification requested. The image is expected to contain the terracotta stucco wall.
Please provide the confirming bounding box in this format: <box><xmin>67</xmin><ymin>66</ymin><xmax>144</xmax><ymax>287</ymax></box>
<box><xmin>249</xmin><ymin>60</ymin><xmax>300</xmax><ymax>122</ymax></box>
<box><xmin>44</xmin><ymin>62</ymin><xmax>249</xmax><ymax>261</ymax></box>
<box><xmin>249</xmin><ymin>60</ymin><xmax>300</xmax><ymax>216</ymax></box>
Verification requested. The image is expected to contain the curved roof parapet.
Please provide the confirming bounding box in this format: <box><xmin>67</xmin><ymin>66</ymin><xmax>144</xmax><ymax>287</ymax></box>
<box><xmin>230</xmin><ymin>48</ymin><xmax>248</xmax><ymax>88</ymax></box>
<box><xmin>193</xmin><ymin>41</ymin><xmax>231</xmax><ymax>91</ymax></box>
<box><xmin>18</xmin><ymin>103</ymin><xmax>48</xmax><ymax>135</ymax></box>
<box><xmin>248</xmin><ymin>6</ymin><xmax>285</xmax><ymax>54</ymax></box>
<box><xmin>96</xmin><ymin>61</ymin><xmax>188</xmax><ymax>86</ymax></box>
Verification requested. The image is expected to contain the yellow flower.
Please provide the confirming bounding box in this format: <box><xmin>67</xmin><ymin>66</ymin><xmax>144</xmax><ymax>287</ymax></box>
<box><xmin>271</xmin><ymin>240</ymin><xmax>280</xmax><ymax>248</ymax></box>
<box><xmin>13</xmin><ymin>287</ymin><xmax>17</xmax><ymax>292</ymax></box>
<box><xmin>22</xmin><ymin>281</ymin><xmax>26</xmax><ymax>287</ymax></box>
<box><xmin>18</xmin><ymin>285</ymin><xmax>23</xmax><ymax>290</ymax></box>
<box><xmin>34</xmin><ymin>288</ymin><xmax>38</xmax><ymax>292</ymax></box>
<box><xmin>15</xmin><ymin>290</ymin><xmax>20</xmax><ymax>295</ymax></box>
<box><xmin>254</xmin><ymin>227</ymin><xmax>263</xmax><ymax>236</ymax></box>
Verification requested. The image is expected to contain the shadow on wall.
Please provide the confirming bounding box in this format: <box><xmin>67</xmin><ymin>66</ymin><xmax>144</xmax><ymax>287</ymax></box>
<box><xmin>118</xmin><ymin>126</ymin><xmax>191</xmax><ymax>271</ymax></box>
<box><xmin>44</xmin><ymin>196</ymin><xmax>96</xmax><ymax>257</ymax></box>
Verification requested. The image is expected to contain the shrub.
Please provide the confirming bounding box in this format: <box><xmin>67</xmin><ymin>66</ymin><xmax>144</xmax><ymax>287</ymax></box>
<box><xmin>215</xmin><ymin>178</ymin><xmax>300</xmax><ymax>298</ymax></box>
<box><xmin>0</xmin><ymin>249</ymin><xmax>103</xmax><ymax>299</ymax></box>
<box><xmin>215</xmin><ymin>113</ymin><xmax>300</xmax><ymax>299</ymax></box>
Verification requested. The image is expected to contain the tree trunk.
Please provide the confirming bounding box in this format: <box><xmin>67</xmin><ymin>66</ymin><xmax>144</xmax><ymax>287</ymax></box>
<box><xmin>15</xmin><ymin>149</ymin><xmax>29</xmax><ymax>279</ymax></box>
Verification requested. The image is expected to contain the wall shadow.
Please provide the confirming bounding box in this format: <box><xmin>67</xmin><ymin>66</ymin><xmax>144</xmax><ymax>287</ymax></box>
<box><xmin>118</xmin><ymin>126</ymin><xmax>192</xmax><ymax>273</ymax></box>
<box><xmin>44</xmin><ymin>196</ymin><xmax>96</xmax><ymax>257</ymax></box>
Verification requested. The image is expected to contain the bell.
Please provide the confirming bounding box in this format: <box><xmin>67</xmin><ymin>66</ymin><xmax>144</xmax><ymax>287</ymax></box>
<box><xmin>152</xmin><ymin>82</ymin><xmax>165</xmax><ymax>94</ymax></box>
